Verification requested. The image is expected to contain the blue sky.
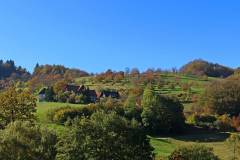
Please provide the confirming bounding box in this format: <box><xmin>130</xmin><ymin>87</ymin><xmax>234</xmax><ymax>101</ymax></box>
<box><xmin>0</xmin><ymin>0</ymin><xmax>239</xmax><ymax>73</ymax></box>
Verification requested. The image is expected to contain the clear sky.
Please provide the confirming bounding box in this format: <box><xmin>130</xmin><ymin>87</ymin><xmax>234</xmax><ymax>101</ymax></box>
<box><xmin>0</xmin><ymin>0</ymin><xmax>239</xmax><ymax>73</ymax></box>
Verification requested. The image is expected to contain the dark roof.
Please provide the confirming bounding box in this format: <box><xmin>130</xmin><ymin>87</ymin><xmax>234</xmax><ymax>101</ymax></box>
<box><xmin>101</xmin><ymin>90</ymin><xmax>120</xmax><ymax>98</ymax></box>
<box><xmin>65</xmin><ymin>84</ymin><xmax>86</xmax><ymax>93</ymax></box>
<box><xmin>39</xmin><ymin>88</ymin><xmax>47</xmax><ymax>94</ymax></box>
<box><xmin>88</xmin><ymin>90</ymin><xmax>97</xmax><ymax>97</ymax></box>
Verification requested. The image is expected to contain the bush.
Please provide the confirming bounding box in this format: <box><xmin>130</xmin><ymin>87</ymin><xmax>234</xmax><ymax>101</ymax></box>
<box><xmin>0</xmin><ymin>121</ymin><xmax>57</xmax><ymax>160</ymax></box>
<box><xmin>187</xmin><ymin>114</ymin><xmax>235</xmax><ymax>131</ymax></box>
<box><xmin>56</xmin><ymin>91</ymin><xmax>69</xmax><ymax>103</ymax></box>
<box><xmin>214</xmin><ymin>114</ymin><xmax>233</xmax><ymax>131</ymax></box>
<box><xmin>231</xmin><ymin>116</ymin><xmax>240</xmax><ymax>131</ymax></box>
<box><xmin>47</xmin><ymin>106</ymin><xmax>96</xmax><ymax>124</ymax></box>
<box><xmin>169</xmin><ymin>145</ymin><xmax>219</xmax><ymax>160</ymax></box>
<box><xmin>187</xmin><ymin>114</ymin><xmax>216</xmax><ymax>128</ymax></box>
<box><xmin>98</xmin><ymin>97</ymin><xmax>125</xmax><ymax>116</ymax></box>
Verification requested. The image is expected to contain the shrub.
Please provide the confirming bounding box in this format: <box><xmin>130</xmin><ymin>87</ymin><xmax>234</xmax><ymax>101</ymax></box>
<box><xmin>169</xmin><ymin>145</ymin><xmax>219</xmax><ymax>160</ymax></box>
<box><xmin>56</xmin><ymin>91</ymin><xmax>68</xmax><ymax>103</ymax></box>
<box><xmin>98</xmin><ymin>97</ymin><xmax>125</xmax><ymax>116</ymax></box>
<box><xmin>187</xmin><ymin>114</ymin><xmax>234</xmax><ymax>131</ymax></box>
<box><xmin>0</xmin><ymin>121</ymin><xmax>57</xmax><ymax>160</ymax></box>
<box><xmin>47</xmin><ymin>106</ymin><xmax>96</xmax><ymax>124</ymax></box>
<box><xmin>67</xmin><ymin>93</ymin><xmax>76</xmax><ymax>104</ymax></box>
<box><xmin>231</xmin><ymin>116</ymin><xmax>240</xmax><ymax>131</ymax></box>
<box><xmin>187</xmin><ymin>114</ymin><xmax>216</xmax><ymax>125</ymax></box>
<box><xmin>214</xmin><ymin>114</ymin><xmax>233</xmax><ymax>131</ymax></box>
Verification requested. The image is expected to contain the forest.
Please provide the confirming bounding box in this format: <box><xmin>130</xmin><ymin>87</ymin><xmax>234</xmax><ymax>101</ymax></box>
<box><xmin>0</xmin><ymin>59</ymin><xmax>240</xmax><ymax>160</ymax></box>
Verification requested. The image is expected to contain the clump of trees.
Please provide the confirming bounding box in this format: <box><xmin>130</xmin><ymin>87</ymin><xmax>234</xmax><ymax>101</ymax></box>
<box><xmin>169</xmin><ymin>145</ymin><xmax>219</xmax><ymax>160</ymax></box>
<box><xmin>0</xmin><ymin>87</ymin><xmax>36</xmax><ymax>128</ymax></box>
<box><xmin>0</xmin><ymin>87</ymin><xmax>154</xmax><ymax>160</ymax></box>
<box><xmin>95</xmin><ymin>69</ymin><xmax>125</xmax><ymax>83</ymax></box>
<box><xmin>186</xmin><ymin>113</ymin><xmax>236</xmax><ymax>131</ymax></box>
<box><xmin>180</xmin><ymin>59</ymin><xmax>234</xmax><ymax>78</ymax></box>
<box><xmin>188</xmin><ymin>78</ymin><xmax>240</xmax><ymax>132</ymax></box>
<box><xmin>0</xmin><ymin>60</ymin><xmax>30</xmax><ymax>80</ymax></box>
<box><xmin>141</xmin><ymin>85</ymin><xmax>185</xmax><ymax>134</ymax></box>
<box><xmin>200</xmin><ymin>79</ymin><xmax>240</xmax><ymax>116</ymax></box>
<box><xmin>56</xmin><ymin>111</ymin><xmax>154</xmax><ymax>160</ymax></box>
<box><xmin>28</xmin><ymin>64</ymin><xmax>89</xmax><ymax>91</ymax></box>
<box><xmin>0</xmin><ymin>60</ymin><xmax>30</xmax><ymax>90</ymax></box>
<box><xmin>0</xmin><ymin>121</ymin><xmax>57</xmax><ymax>160</ymax></box>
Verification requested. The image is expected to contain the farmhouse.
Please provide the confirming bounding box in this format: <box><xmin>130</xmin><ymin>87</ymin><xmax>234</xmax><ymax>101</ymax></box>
<box><xmin>65</xmin><ymin>84</ymin><xmax>86</xmax><ymax>94</ymax></box>
<box><xmin>38</xmin><ymin>87</ymin><xmax>47</xmax><ymax>102</ymax></box>
<box><xmin>38</xmin><ymin>84</ymin><xmax>120</xmax><ymax>103</ymax></box>
<box><xmin>99</xmin><ymin>90</ymin><xmax>120</xmax><ymax>99</ymax></box>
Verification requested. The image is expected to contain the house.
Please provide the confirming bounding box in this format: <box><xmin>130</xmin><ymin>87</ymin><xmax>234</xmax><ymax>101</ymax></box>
<box><xmin>38</xmin><ymin>84</ymin><xmax>120</xmax><ymax>103</ymax></box>
<box><xmin>87</xmin><ymin>90</ymin><xmax>97</xmax><ymax>102</ymax></box>
<box><xmin>99</xmin><ymin>90</ymin><xmax>120</xmax><ymax>99</ymax></box>
<box><xmin>65</xmin><ymin>84</ymin><xmax>97</xmax><ymax>103</ymax></box>
<box><xmin>65</xmin><ymin>84</ymin><xmax>86</xmax><ymax>94</ymax></box>
<box><xmin>38</xmin><ymin>87</ymin><xmax>47</xmax><ymax>102</ymax></box>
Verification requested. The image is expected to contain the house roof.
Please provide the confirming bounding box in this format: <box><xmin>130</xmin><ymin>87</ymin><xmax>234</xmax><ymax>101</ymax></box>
<box><xmin>38</xmin><ymin>88</ymin><xmax>47</xmax><ymax>94</ymax></box>
<box><xmin>65</xmin><ymin>84</ymin><xmax>86</xmax><ymax>93</ymax></box>
<box><xmin>88</xmin><ymin>90</ymin><xmax>97</xmax><ymax>97</ymax></box>
<box><xmin>100</xmin><ymin>90</ymin><xmax>120</xmax><ymax>98</ymax></box>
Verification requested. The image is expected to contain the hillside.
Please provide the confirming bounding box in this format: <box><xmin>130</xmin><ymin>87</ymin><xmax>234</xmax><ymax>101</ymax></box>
<box><xmin>76</xmin><ymin>72</ymin><xmax>218</xmax><ymax>112</ymax></box>
<box><xmin>0</xmin><ymin>60</ymin><xmax>30</xmax><ymax>80</ymax></box>
<box><xmin>1</xmin><ymin>60</ymin><xmax>238</xmax><ymax>160</ymax></box>
<box><xmin>0</xmin><ymin>60</ymin><xmax>30</xmax><ymax>90</ymax></box>
<box><xmin>180</xmin><ymin>59</ymin><xmax>234</xmax><ymax>78</ymax></box>
<box><xmin>28</xmin><ymin>64</ymin><xmax>89</xmax><ymax>91</ymax></box>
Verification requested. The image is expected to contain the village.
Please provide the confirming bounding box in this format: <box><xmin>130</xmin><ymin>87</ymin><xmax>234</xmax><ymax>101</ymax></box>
<box><xmin>38</xmin><ymin>84</ymin><xmax>120</xmax><ymax>104</ymax></box>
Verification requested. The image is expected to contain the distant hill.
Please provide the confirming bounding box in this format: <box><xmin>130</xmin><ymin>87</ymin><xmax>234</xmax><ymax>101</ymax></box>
<box><xmin>226</xmin><ymin>67</ymin><xmax>240</xmax><ymax>80</ymax></box>
<box><xmin>28</xmin><ymin>64</ymin><xmax>89</xmax><ymax>91</ymax></box>
<box><xmin>33</xmin><ymin>64</ymin><xmax>89</xmax><ymax>78</ymax></box>
<box><xmin>0</xmin><ymin>60</ymin><xmax>30</xmax><ymax>80</ymax></box>
<box><xmin>180</xmin><ymin>59</ymin><xmax>234</xmax><ymax>78</ymax></box>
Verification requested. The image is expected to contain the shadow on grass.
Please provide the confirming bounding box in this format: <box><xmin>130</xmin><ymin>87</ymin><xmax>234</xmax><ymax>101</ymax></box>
<box><xmin>172</xmin><ymin>126</ymin><xmax>231</xmax><ymax>142</ymax></box>
<box><xmin>173</xmin><ymin>132</ymin><xmax>230</xmax><ymax>143</ymax></box>
<box><xmin>151</xmin><ymin>126</ymin><xmax>231</xmax><ymax>143</ymax></box>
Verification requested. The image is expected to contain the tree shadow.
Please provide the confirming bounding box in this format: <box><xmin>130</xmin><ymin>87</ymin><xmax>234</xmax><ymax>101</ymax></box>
<box><xmin>172</xmin><ymin>132</ymin><xmax>230</xmax><ymax>143</ymax></box>
<box><xmin>172</xmin><ymin>126</ymin><xmax>231</xmax><ymax>142</ymax></box>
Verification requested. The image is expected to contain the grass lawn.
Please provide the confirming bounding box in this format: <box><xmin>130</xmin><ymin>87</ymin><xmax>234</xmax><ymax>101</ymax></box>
<box><xmin>151</xmin><ymin>132</ymin><xmax>233</xmax><ymax>160</ymax></box>
<box><xmin>36</xmin><ymin>102</ymin><xmax>85</xmax><ymax>123</ymax></box>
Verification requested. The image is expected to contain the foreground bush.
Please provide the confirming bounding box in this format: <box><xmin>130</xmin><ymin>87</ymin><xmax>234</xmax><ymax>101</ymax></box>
<box><xmin>0</xmin><ymin>87</ymin><xmax>36</xmax><ymax>128</ymax></box>
<box><xmin>169</xmin><ymin>145</ymin><xmax>219</xmax><ymax>160</ymax></box>
<box><xmin>56</xmin><ymin>111</ymin><xmax>154</xmax><ymax>160</ymax></box>
<box><xmin>0</xmin><ymin>121</ymin><xmax>57</xmax><ymax>160</ymax></box>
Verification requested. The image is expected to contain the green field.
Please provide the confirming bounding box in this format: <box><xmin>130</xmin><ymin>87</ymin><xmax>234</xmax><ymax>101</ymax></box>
<box><xmin>151</xmin><ymin>133</ymin><xmax>233</xmax><ymax>160</ymax></box>
<box><xmin>37</xmin><ymin>102</ymin><xmax>233</xmax><ymax>160</ymax></box>
<box><xmin>36</xmin><ymin>74</ymin><xmax>229</xmax><ymax>159</ymax></box>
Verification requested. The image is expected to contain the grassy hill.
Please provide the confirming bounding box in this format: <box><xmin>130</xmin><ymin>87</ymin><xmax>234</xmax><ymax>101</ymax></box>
<box><xmin>35</xmin><ymin>73</ymin><xmax>233</xmax><ymax>160</ymax></box>
<box><xmin>76</xmin><ymin>73</ymin><xmax>219</xmax><ymax>112</ymax></box>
